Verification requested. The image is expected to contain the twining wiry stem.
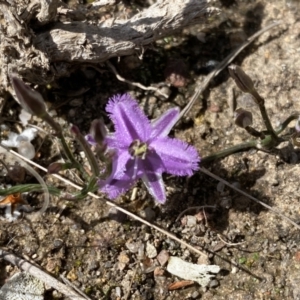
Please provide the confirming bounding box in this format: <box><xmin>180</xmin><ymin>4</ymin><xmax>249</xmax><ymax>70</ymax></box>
<box><xmin>228</xmin><ymin>64</ymin><xmax>279</xmax><ymax>141</ymax></box>
<box><xmin>276</xmin><ymin>113</ymin><xmax>300</xmax><ymax>135</ymax></box>
<box><xmin>57</xmin><ymin>131</ymin><xmax>91</xmax><ymax>180</ymax></box>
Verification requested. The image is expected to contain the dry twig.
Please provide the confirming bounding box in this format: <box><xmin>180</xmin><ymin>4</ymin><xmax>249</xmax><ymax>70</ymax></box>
<box><xmin>106</xmin><ymin>61</ymin><xmax>169</xmax><ymax>98</ymax></box>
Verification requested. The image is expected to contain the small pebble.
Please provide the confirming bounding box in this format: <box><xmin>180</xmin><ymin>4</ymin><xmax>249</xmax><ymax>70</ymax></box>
<box><xmin>209</xmin><ymin>279</ymin><xmax>219</xmax><ymax>288</ymax></box>
<box><xmin>186</xmin><ymin>215</ymin><xmax>197</xmax><ymax>227</ymax></box>
<box><xmin>139</xmin><ymin>207</ymin><xmax>156</xmax><ymax>221</ymax></box>
<box><xmin>108</xmin><ymin>207</ymin><xmax>127</xmax><ymax>222</ymax></box>
<box><xmin>88</xmin><ymin>260</ymin><xmax>99</xmax><ymax>271</ymax></box>
<box><xmin>115</xmin><ymin>286</ymin><xmax>122</xmax><ymax>297</ymax></box>
<box><xmin>146</xmin><ymin>242</ymin><xmax>157</xmax><ymax>258</ymax></box>
<box><xmin>126</xmin><ymin>241</ymin><xmax>142</xmax><ymax>253</ymax></box>
<box><xmin>157</xmin><ymin>250</ymin><xmax>169</xmax><ymax>266</ymax></box>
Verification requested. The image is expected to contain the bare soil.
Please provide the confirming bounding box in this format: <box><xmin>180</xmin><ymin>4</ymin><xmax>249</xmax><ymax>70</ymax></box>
<box><xmin>1</xmin><ymin>0</ymin><xmax>300</xmax><ymax>299</ymax></box>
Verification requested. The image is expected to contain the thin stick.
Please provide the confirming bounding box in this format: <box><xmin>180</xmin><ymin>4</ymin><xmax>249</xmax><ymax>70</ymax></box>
<box><xmin>199</xmin><ymin>166</ymin><xmax>300</xmax><ymax>230</ymax></box>
<box><xmin>0</xmin><ymin>248</ymin><xmax>87</xmax><ymax>300</ymax></box>
<box><xmin>106</xmin><ymin>61</ymin><xmax>169</xmax><ymax>98</ymax></box>
<box><xmin>177</xmin><ymin>21</ymin><xmax>282</xmax><ymax>123</ymax></box>
<box><xmin>60</xmin><ymin>274</ymin><xmax>92</xmax><ymax>300</ymax></box>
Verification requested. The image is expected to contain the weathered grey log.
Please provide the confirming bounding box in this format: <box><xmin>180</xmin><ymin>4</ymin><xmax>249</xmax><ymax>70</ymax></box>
<box><xmin>0</xmin><ymin>0</ymin><xmax>219</xmax><ymax>92</ymax></box>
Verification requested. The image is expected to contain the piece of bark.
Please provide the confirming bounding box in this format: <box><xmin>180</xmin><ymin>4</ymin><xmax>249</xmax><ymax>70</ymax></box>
<box><xmin>0</xmin><ymin>0</ymin><xmax>219</xmax><ymax>92</ymax></box>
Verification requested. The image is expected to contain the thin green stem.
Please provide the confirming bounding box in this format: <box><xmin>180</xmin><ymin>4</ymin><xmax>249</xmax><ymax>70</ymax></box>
<box><xmin>57</xmin><ymin>132</ymin><xmax>77</xmax><ymax>163</ymax></box>
<box><xmin>0</xmin><ymin>184</ymin><xmax>61</xmax><ymax>196</ymax></box>
<box><xmin>71</xmin><ymin>126</ymin><xmax>100</xmax><ymax>177</ymax></box>
<box><xmin>42</xmin><ymin>113</ymin><xmax>90</xmax><ymax>179</ymax></box>
<box><xmin>201</xmin><ymin>140</ymin><xmax>257</xmax><ymax>163</ymax></box>
<box><xmin>201</xmin><ymin>132</ymin><xmax>281</xmax><ymax>163</ymax></box>
<box><xmin>57</xmin><ymin>131</ymin><xmax>90</xmax><ymax>179</ymax></box>
<box><xmin>245</xmin><ymin>126</ymin><xmax>265</xmax><ymax>139</ymax></box>
<box><xmin>276</xmin><ymin>113</ymin><xmax>300</xmax><ymax>135</ymax></box>
<box><xmin>257</xmin><ymin>100</ymin><xmax>279</xmax><ymax>142</ymax></box>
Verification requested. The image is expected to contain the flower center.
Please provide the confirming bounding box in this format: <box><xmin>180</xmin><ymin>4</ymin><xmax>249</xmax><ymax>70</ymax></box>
<box><xmin>129</xmin><ymin>140</ymin><xmax>148</xmax><ymax>159</ymax></box>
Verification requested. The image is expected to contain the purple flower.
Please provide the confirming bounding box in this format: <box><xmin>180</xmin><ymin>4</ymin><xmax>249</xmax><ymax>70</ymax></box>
<box><xmin>90</xmin><ymin>94</ymin><xmax>200</xmax><ymax>203</ymax></box>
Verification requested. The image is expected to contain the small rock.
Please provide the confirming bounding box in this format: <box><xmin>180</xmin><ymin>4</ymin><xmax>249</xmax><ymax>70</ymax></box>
<box><xmin>118</xmin><ymin>251</ymin><xmax>130</xmax><ymax>265</ymax></box>
<box><xmin>45</xmin><ymin>258</ymin><xmax>61</xmax><ymax>274</ymax></box>
<box><xmin>139</xmin><ymin>207</ymin><xmax>156</xmax><ymax>221</ymax></box>
<box><xmin>157</xmin><ymin>250</ymin><xmax>169</xmax><ymax>266</ymax></box>
<box><xmin>154</xmin><ymin>267</ymin><xmax>165</xmax><ymax>276</ymax></box>
<box><xmin>146</xmin><ymin>242</ymin><xmax>157</xmax><ymax>258</ymax></box>
<box><xmin>137</xmin><ymin>243</ymin><xmax>145</xmax><ymax>260</ymax></box>
<box><xmin>66</xmin><ymin>268</ymin><xmax>78</xmax><ymax>281</ymax></box>
<box><xmin>52</xmin><ymin>239</ymin><xmax>64</xmax><ymax>249</ymax></box>
<box><xmin>126</xmin><ymin>241</ymin><xmax>142</xmax><ymax>253</ymax></box>
<box><xmin>118</xmin><ymin>252</ymin><xmax>130</xmax><ymax>271</ymax></box>
<box><xmin>88</xmin><ymin>260</ymin><xmax>99</xmax><ymax>271</ymax></box>
<box><xmin>209</xmin><ymin>279</ymin><xmax>219</xmax><ymax>288</ymax></box>
<box><xmin>186</xmin><ymin>215</ymin><xmax>197</xmax><ymax>227</ymax></box>
<box><xmin>164</xmin><ymin>58</ymin><xmax>189</xmax><ymax>87</ymax></box>
<box><xmin>0</xmin><ymin>272</ymin><xmax>44</xmax><ymax>300</ymax></box>
<box><xmin>115</xmin><ymin>286</ymin><xmax>122</xmax><ymax>298</ymax></box>
<box><xmin>192</xmin><ymin>291</ymin><xmax>200</xmax><ymax>298</ymax></box>
<box><xmin>108</xmin><ymin>207</ymin><xmax>127</xmax><ymax>222</ymax></box>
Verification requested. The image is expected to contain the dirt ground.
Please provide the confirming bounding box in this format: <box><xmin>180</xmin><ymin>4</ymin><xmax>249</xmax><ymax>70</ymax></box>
<box><xmin>1</xmin><ymin>0</ymin><xmax>300</xmax><ymax>299</ymax></box>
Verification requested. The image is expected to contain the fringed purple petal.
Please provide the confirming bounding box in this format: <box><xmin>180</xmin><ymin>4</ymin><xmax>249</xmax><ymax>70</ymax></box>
<box><xmin>142</xmin><ymin>172</ymin><xmax>166</xmax><ymax>203</ymax></box>
<box><xmin>111</xmin><ymin>150</ymin><xmax>132</xmax><ymax>179</ymax></box>
<box><xmin>96</xmin><ymin>94</ymin><xmax>199</xmax><ymax>204</ymax></box>
<box><xmin>99</xmin><ymin>156</ymin><xmax>141</xmax><ymax>199</ymax></box>
<box><xmin>141</xmin><ymin>151</ymin><xmax>165</xmax><ymax>174</ymax></box>
<box><xmin>106</xmin><ymin>94</ymin><xmax>151</xmax><ymax>144</ymax></box>
<box><xmin>99</xmin><ymin>176</ymin><xmax>134</xmax><ymax>199</ymax></box>
<box><xmin>150</xmin><ymin>137</ymin><xmax>200</xmax><ymax>176</ymax></box>
<box><xmin>151</xmin><ymin>107</ymin><xmax>180</xmax><ymax>138</ymax></box>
